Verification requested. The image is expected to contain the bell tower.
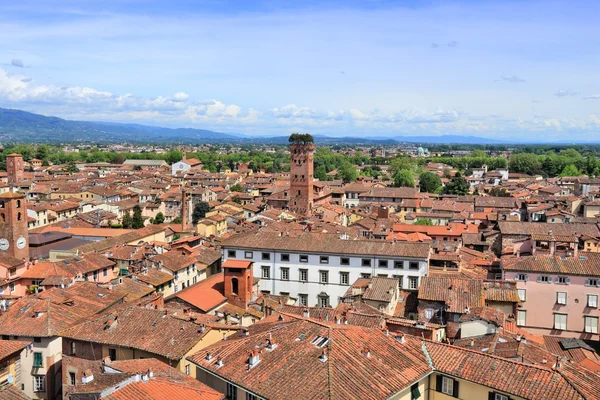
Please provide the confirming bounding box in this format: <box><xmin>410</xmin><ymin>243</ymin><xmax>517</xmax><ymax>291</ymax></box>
<box><xmin>288</xmin><ymin>134</ymin><xmax>315</xmax><ymax>216</ymax></box>
<box><xmin>222</xmin><ymin>259</ymin><xmax>253</xmax><ymax>309</ymax></box>
<box><xmin>0</xmin><ymin>192</ymin><xmax>29</xmax><ymax>261</ymax></box>
<box><xmin>6</xmin><ymin>153</ymin><xmax>24</xmax><ymax>187</ymax></box>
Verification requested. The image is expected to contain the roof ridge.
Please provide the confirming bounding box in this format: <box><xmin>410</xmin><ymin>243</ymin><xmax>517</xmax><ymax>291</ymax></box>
<box><xmin>423</xmin><ymin>339</ymin><xmax>558</xmax><ymax>372</ymax></box>
<box><xmin>555</xmin><ymin>367</ymin><xmax>588</xmax><ymax>400</ymax></box>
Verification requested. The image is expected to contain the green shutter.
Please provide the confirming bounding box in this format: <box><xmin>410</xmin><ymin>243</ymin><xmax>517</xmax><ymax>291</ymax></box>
<box><xmin>411</xmin><ymin>384</ymin><xmax>421</xmax><ymax>399</ymax></box>
<box><xmin>33</xmin><ymin>352</ymin><xmax>43</xmax><ymax>367</ymax></box>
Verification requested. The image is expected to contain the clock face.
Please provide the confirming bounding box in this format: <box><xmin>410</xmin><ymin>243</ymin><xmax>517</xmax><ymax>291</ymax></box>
<box><xmin>16</xmin><ymin>236</ymin><xmax>26</xmax><ymax>250</ymax></box>
<box><xmin>0</xmin><ymin>238</ymin><xmax>8</xmax><ymax>251</ymax></box>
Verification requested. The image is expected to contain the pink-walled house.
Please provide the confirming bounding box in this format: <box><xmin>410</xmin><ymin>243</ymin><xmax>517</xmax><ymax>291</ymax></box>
<box><xmin>503</xmin><ymin>252</ymin><xmax>600</xmax><ymax>340</ymax></box>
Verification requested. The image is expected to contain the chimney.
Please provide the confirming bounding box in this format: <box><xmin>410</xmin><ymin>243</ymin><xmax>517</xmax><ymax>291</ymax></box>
<box><xmin>303</xmin><ymin>308</ymin><xmax>310</xmax><ymax>318</ymax></box>
<box><xmin>148</xmin><ymin>368</ymin><xmax>154</xmax><ymax>378</ymax></box>
<box><xmin>470</xmin><ymin>338</ymin><xmax>475</xmax><ymax>347</ymax></box>
<box><xmin>81</xmin><ymin>369</ymin><xmax>94</xmax><ymax>385</ymax></box>
<box><xmin>319</xmin><ymin>349</ymin><xmax>328</xmax><ymax>362</ymax></box>
<box><xmin>243</xmin><ymin>328</ymin><xmax>250</xmax><ymax>337</ymax></box>
<box><xmin>266</xmin><ymin>333</ymin><xmax>277</xmax><ymax>350</ymax></box>
<box><xmin>395</xmin><ymin>333</ymin><xmax>406</xmax><ymax>343</ymax></box>
<box><xmin>553</xmin><ymin>356</ymin><xmax>561</xmax><ymax>369</ymax></box>
<box><xmin>516</xmin><ymin>334</ymin><xmax>521</xmax><ymax>342</ymax></box>
<box><xmin>216</xmin><ymin>357</ymin><xmax>224</xmax><ymax>368</ymax></box>
<box><xmin>248</xmin><ymin>349</ymin><xmax>260</xmax><ymax>369</ymax></box>
<box><xmin>206</xmin><ymin>352</ymin><xmax>213</xmax><ymax>361</ymax></box>
<box><xmin>362</xmin><ymin>347</ymin><xmax>370</xmax><ymax>358</ymax></box>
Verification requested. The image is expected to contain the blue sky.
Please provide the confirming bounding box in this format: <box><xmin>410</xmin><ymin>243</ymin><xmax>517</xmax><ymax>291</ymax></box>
<box><xmin>0</xmin><ymin>0</ymin><xmax>599</xmax><ymax>140</ymax></box>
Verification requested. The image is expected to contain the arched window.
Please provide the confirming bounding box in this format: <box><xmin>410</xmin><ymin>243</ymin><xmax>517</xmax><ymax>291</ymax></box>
<box><xmin>0</xmin><ymin>201</ymin><xmax>4</xmax><ymax>208</ymax></box>
<box><xmin>231</xmin><ymin>277</ymin><xmax>239</xmax><ymax>295</ymax></box>
<box><xmin>16</xmin><ymin>200</ymin><xmax>21</xmax><ymax>209</ymax></box>
<box><xmin>0</xmin><ymin>213</ymin><xmax>5</xmax><ymax>223</ymax></box>
<box><xmin>17</xmin><ymin>212</ymin><xmax>22</xmax><ymax>221</ymax></box>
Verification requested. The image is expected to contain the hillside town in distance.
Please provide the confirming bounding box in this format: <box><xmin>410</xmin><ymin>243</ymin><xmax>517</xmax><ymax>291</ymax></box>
<box><xmin>1</xmin><ymin>134</ymin><xmax>600</xmax><ymax>400</ymax></box>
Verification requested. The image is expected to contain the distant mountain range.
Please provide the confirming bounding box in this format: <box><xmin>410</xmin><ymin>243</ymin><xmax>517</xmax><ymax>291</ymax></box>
<box><xmin>0</xmin><ymin>106</ymin><xmax>574</xmax><ymax>145</ymax></box>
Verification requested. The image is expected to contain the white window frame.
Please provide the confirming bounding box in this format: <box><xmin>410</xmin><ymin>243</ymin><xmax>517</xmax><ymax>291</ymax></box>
<box><xmin>554</xmin><ymin>313</ymin><xmax>567</xmax><ymax>330</ymax></box>
<box><xmin>244</xmin><ymin>251</ymin><xmax>253</xmax><ymax>259</ymax></box>
<box><xmin>585</xmin><ymin>316</ymin><xmax>599</xmax><ymax>334</ymax></box>
<box><xmin>556</xmin><ymin>292</ymin><xmax>567</xmax><ymax>305</ymax></box>
<box><xmin>441</xmin><ymin>376</ymin><xmax>454</xmax><ymax>396</ymax></box>
<box><xmin>517</xmin><ymin>289</ymin><xmax>526</xmax><ymax>302</ymax></box>
<box><xmin>340</xmin><ymin>272</ymin><xmax>349</xmax><ymax>285</ymax></box>
<box><xmin>299</xmin><ymin>269</ymin><xmax>308</xmax><ymax>282</ymax></box>
<box><xmin>33</xmin><ymin>375</ymin><xmax>45</xmax><ymax>392</ymax></box>
<box><xmin>318</xmin><ymin>295</ymin><xmax>329</xmax><ymax>307</ymax></box>
<box><xmin>409</xmin><ymin>276</ymin><xmax>418</xmax><ymax>290</ymax></box>
<box><xmin>320</xmin><ymin>271</ymin><xmax>329</xmax><ymax>284</ymax></box>
<box><xmin>517</xmin><ymin>310</ymin><xmax>526</xmax><ymax>326</ymax></box>
<box><xmin>281</xmin><ymin>268</ymin><xmax>289</xmax><ymax>281</ymax></box>
<box><xmin>261</xmin><ymin>266</ymin><xmax>270</xmax><ymax>279</ymax></box>
<box><xmin>588</xmin><ymin>294</ymin><xmax>598</xmax><ymax>308</ymax></box>
<box><xmin>299</xmin><ymin>294</ymin><xmax>308</xmax><ymax>306</ymax></box>
<box><xmin>495</xmin><ymin>394</ymin><xmax>509</xmax><ymax>400</ymax></box>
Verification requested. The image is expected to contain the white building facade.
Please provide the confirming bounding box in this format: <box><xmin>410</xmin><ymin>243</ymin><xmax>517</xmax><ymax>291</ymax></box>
<box><xmin>221</xmin><ymin>232</ymin><xmax>430</xmax><ymax>307</ymax></box>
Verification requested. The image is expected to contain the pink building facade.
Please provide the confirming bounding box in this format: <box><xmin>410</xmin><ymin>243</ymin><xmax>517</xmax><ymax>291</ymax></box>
<box><xmin>504</xmin><ymin>255</ymin><xmax>600</xmax><ymax>340</ymax></box>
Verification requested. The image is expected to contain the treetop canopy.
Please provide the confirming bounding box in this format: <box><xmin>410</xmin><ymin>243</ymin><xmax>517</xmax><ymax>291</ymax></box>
<box><xmin>288</xmin><ymin>133</ymin><xmax>314</xmax><ymax>144</ymax></box>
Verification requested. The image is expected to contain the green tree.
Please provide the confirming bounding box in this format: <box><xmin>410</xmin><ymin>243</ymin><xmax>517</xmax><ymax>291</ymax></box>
<box><xmin>132</xmin><ymin>205</ymin><xmax>144</xmax><ymax>229</ymax></box>
<box><xmin>35</xmin><ymin>144</ymin><xmax>50</xmax><ymax>161</ymax></box>
<box><xmin>133</xmin><ymin>165</ymin><xmax>142</xmax><ymax>171</ymax></box>
<box><xmin>111</xmin><ymin>155</ymin><xmax>126</xmax><ymax>164</ymax></box>
<box><xmin>192</xmin><ymin>201</ymin><xmax>211</xmax><ymax>225</ymax></box>
<box><xmin>444</xmin><ymin>172</ymin><xmax>470</xmax><ymax>195</ymax></box>
<box><xmin>153</xmin><ymin>212</ymin><xmax>165</xmax><ymax>224</ymax></box>
<box><xmin>560</xmin><ymin>164</ymin><xmax>580</xmax><ymax>177</ymax></box>
<box><xmin>314</xmin><ymin>165</ymin><xmax>327</xmax><ymax>181</ymax></box>
<box><xmin>509</xmin><ymin>153</ymin><xmax>541</xmax><ymax>175</ymax></box>
<box><xmin>389</xmin><ymin>156</ymin><xmax>417</xmax><ymax>176</ymax></box>
<box><xmin>489</xmin><ymin>187</ymin><xmax>511</xmax><ymax>197</ymax></box>
<box><xmin>230</xmin><ymin>183</ymin><xmax>244</xmax><ymax>192</ymax></box>
<box><xmin>418</xmin><ymin>171</ymin><xmax>442</xmax><ymax>193</ymax></box>
<box><xmin>288</xmin><ymin>133</ymin><xmax>314</xmax><ymax>144</ymax></box>
<box><xmin>62</xmin><ymin>160</ymin><xmax>79</xmax><ymax>174</ymax></box>
<box><xmin>172</xmin><ymin>216</ymin><xmax>182</xmax><ymax>224</ymax></box>
<box><xmin>392</xmin><ymin>169</ymin><xmax>415</xmax><ymax>188</ymax></box>
<box><xmin>337</xmin><ymin>162</ymin><xmax>357</xmax><ymax>183</ymax></box>
<box><xmin>414</xmin><ymin>218</ymin><xmax>433</xmax><ymax>226</ymax></box>
<box><xmin>122</xmin><ymin>212</ymin><xmax>133</xmax><ymax>229</ymax></box>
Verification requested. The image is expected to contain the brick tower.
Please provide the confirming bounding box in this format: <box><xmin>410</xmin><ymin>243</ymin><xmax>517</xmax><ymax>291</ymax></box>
<box><xmin>0</xmin><ymin>192</ymin><xmax>30</xmax><ymax>261</ymax></box>
<box><xmin>222</xmin><ymin>259</ymin><xmax>253</xmax><ymax>309</ymax></box>
<box><xmin>289</xmin><ymin>139</ymin><xmax>315</xmax><ymax>216</ymax></box>
<box><xmin>6</xmin><ymin>153</ymin><xmax>24</xmax><ymax>187</ymax></box>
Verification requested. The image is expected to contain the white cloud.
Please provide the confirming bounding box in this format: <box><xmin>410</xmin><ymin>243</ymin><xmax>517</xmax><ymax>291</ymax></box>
<box><xmin>554</xmin><ymin>90</ymin><xmax>580</xmax><ymax>97</ymax></box>
<box><xmin>500</xmin><ymin>75</ymin><xmax>525</xmax><ymax>83</ymax></box>
<box><xmin>171</xmin><ymin>92</ymin><xmax>189</xmax><ymax>102</ymax></box>
<box><xmin>10</xmin><ymin>59</ymin><xmax>24</xmax><ymax>68</ymax></box>
<box><xmin>582</xmin><ymin>94</ymin><xmax>600</xmax><ymax>100</ymax></box>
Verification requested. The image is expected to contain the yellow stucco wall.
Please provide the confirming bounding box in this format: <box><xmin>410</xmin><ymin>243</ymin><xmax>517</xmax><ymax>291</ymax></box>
<box><xmin>428</xmin><ymin>373</ymin><xmax>526</xmax><ymax>400</ymax></box>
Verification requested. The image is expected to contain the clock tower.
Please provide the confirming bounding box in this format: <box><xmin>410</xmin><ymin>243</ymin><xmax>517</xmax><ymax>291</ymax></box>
<box><xmin>0</xmin><ymin>192</ymin><xmax>29</xmax><ymax>262</ymax></box>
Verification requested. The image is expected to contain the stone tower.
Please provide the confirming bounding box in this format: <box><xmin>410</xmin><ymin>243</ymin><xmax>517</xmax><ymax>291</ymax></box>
<box><xmin>0</xmin><ymin>192</ymin><xmax>30</xmax><ymax>261</ymax></box>
<box><xmin>6</xmin><ymin>153</ymin><xmax>24</xmax><ymax>187</ymax></box>
<box><xmin>289</xmin><ymin>141</ymin><xmax>315</xmax><ymax>216</ymax></box>
<box><xmin>222</xmin><ymin>259</ymin><xmax>253</xmax><ymax>309</ymax></box>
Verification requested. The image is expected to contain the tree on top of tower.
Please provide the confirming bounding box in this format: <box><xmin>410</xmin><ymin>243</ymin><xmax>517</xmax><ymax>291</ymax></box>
<box><xmin>288</xmin><ymin>133</ymin><xmax>314</xmax><ymax>144</ymax></box>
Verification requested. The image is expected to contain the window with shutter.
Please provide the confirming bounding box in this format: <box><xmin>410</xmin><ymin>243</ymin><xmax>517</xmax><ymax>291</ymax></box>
<box><xmin>33</xmin><ymin>352</ymin><xmax>43</xmax><ymax>368</ymax></box>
